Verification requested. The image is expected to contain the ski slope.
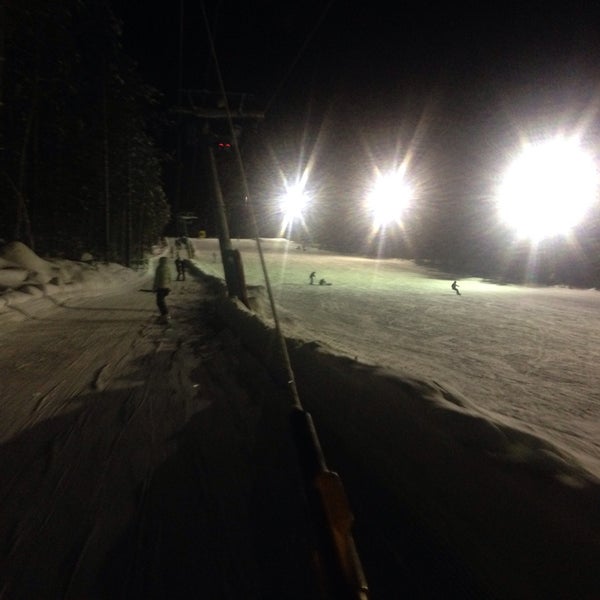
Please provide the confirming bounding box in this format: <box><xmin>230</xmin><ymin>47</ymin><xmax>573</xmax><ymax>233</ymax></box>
<box><xmin>190</xmin><ymin>237</ymin><xmax>600</xmax><ymax>477</ymax></box>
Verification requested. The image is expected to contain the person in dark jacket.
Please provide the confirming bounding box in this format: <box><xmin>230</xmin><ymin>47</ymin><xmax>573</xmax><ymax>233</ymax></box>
<box><xmin>153</xmin><ymin>256</ymin><xmax>172</xmax><ymax>320</ymax></box>
<box><xmin>451</xmin><ymin>280</ymin><xmax>461</xmax><ymax>295</ymax></box>
<box><xmin>175</xmin><ymin>255</ymin><xmax>186</xmax><ymax>281</ymax></box>
<box><xmin>309</xmin><ymin>271</ymin><xmax>316</xmax><ymax>284</ymax></box>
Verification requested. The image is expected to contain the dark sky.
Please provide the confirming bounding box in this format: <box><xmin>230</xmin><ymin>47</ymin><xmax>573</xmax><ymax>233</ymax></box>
<box><xmin>111</xmin><ymin>2</ymin><xmax>600</xmax><ymax>113</ymax></box>
<box><xmin>110</xmin><ymin>1</ymin><xmax>600</xmax><ymax>223</ymax></box>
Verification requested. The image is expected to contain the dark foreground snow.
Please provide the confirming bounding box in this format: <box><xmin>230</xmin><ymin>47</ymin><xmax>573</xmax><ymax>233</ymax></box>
<box><xmin>0</xmin><ymin>240</ymin><xmax>599</xmax><ymax>598</ymax></box>
<box><xmin>0</xmin><ymin>268</ymin><xmax>320</xmax><ymax>598</ymax></box>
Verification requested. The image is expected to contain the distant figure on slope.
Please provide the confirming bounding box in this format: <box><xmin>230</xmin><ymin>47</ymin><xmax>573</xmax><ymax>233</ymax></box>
<box><xmin>175</xmin><ymin>254</ymin><xmax>186</xmax><ymax>281</ymax></box>
<box><xmin>318</xmin><ymin>278</ymin><xmax>332</xmax><ymax>286</ymax></box>
<box><xmin>153</xmin><ymin>256</ymin><xmax>172</xmax><ymax>321</ymax></box>
<box><xmin>309</xmin><ymin>271</ymin><xmax>316</xmax><ymax>285</ymax></box>
<box><xmin>451</xmin><ymin>280</ymin><xmax>461</xmax><ymax>296</ymax></box>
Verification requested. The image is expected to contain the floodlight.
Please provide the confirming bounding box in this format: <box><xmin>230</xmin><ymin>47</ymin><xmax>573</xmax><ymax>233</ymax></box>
<box><xmin>280</xmin><ymin>182</ymin><xmax>309</xmax><ymax>221</ymax></box>
<box><xmin>497</xmin><ymin>137</ymin><xmax>598</xmax><ymax>241</ymax></box>
<box><xmin>367</xmin><ymin>169</ymin><xmax>412</xmax><ymax>229</ymax></box>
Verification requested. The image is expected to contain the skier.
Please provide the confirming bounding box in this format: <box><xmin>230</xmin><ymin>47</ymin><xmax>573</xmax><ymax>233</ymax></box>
<box><xmin>309</xmin><ymin>271</ymin><xmax>316</xmax><ymax>285</ymax></box>
<box><xmin>318</xmin><ymin>278</ymin><xmax>332</xmax><ymax>286</ymax></box>
<box><xmin>451</xmin><ymin>280</ymin><xmax>461</xmax><ymax>296</ymax></box>
<box><xmin>175</xmin><ymin>255</ymin><xmax>186</xmax><ymax>281</ymax></box>
<box><xmin>153</xmin><ymin>256</ymin><xmax>172</xmax><ymax>321</ymax></box>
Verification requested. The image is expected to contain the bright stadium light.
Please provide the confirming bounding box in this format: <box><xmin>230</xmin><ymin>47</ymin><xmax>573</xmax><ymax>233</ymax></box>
<box><xmin>367</xmin><ymin>168</ymin><xmax>413</xmax><ymax>230</ymax></box>
<box><xmin>277</xmin><ymin>180</ymin><xmax>311</xmax><ymax>237</ymax></box>
<box><xmin>497</xmin><ymin>137</ymin><xmax>598</xmax><ymax>241</ymax></box>
<box><xmin>280</xmin><ymin>182</ymin><xmax>309</xmax><ymax>221</ymax></box>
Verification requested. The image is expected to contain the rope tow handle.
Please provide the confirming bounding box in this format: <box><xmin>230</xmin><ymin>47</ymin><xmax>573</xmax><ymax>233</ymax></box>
<box><xmin>291</xmin><ymin>407</ymin><xmax>369</xmax><ymax>599</ymax></box>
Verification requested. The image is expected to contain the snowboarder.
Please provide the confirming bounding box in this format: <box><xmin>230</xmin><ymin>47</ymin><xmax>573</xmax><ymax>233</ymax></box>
<box><xmin>309</xmin><ymin>271</ymin><xmax>316</xmax><ymax>285</ymax></box>
<box><xmin>153</xmin><ymin>256</ymin><xmax>172</xmax><ymax>321</ymax></box>
<box><xmin>451</xmin><ymin>280</ymin><xmax>461</xmax><ymax>295</ymax></box>
<box><xmin>175</xmin><ymin>255</ymin><xmax>186</xmax><ymax>281</ymax></box>
<box><xmin>319</xmin><ymin>278</ymin><xmax>332</xmax><ymax>286</ymax></box>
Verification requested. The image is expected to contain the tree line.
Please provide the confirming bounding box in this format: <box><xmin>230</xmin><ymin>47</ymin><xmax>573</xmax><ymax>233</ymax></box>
<box><xmin>0</xmin><ymin>0</ymin><xmax>170</xmax><ymax>264</ymax></box>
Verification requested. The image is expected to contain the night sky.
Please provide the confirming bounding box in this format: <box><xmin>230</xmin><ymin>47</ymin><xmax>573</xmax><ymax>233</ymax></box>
<box><xmin>111</xmin><ymin>2</ymin><xmax>600</xmax><ymax>113</ymax></box>
<box><xmin>109</xmin><ymin>1</ymin><xmax>600</xmax><ymax>236</ymax></box>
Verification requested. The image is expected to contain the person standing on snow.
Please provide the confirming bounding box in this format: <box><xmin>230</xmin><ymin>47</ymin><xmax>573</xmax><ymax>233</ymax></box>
<box><xmin>309</xmin><ymin>271</ymin><xmax>316</xmax><ymax>285</ymax></box>
<box><xmin>153</xmin><ymin>256</ymin><xmax>172</xmax><ymax>321</ymax></box>
<box><xmin>451</xmin><ymin>280</ymin><xmax>461</xmax><ymax>295</ymax></box>
<box><xmin>175</xmin><ymin>255</ymin><xmax>186</xmax><ymax>281</ymax></box>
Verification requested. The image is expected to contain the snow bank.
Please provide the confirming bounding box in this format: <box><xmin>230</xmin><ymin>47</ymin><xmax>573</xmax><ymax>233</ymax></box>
<box><xmin>0</xmin><ymin>241</ymin><xmax>142</xmax><ymax>323</ymax></box>
<box><xmin>210</xmin><ymin>273</ymin><xmax>600</xmax><ymax>599</ymax></box>
<box><xmin>218</xmin><ymin>286</ymin><xmax>597</xmax><ymax>486</ymax></box>
<box><xmin>0</xmin><ymin>241</ymin><xmax>60</xmax><ymax>285</ymax></box>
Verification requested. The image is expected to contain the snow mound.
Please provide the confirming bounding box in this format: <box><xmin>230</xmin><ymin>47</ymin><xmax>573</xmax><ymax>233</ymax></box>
<box><xmin>215</xmin><ymin>281</ymin><xmax>598</xmax><ymax>488</ymax></box>
<box><xmin>0</xmin><ymin>241</ymin><xmax>143</xmax><ymax>322</ymax></box>
<box><xmin>0</xmin><ymin>267</ymin><xmax>29</xmax><ymax>290</ymax></box>
<box><xmin>0</xmin><ymin>241</ymin><xmax>59</xmax><ymax>284</ymax></box>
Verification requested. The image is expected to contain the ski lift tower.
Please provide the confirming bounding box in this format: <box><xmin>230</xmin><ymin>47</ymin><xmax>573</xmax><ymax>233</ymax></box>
<box><xmin>175</xmin><ymin>92</ymin><xmax>371</xmax><ymax>599</ymax></box>
<box><xmin>176</xmin><ymin>212</ymin><xmax>198</xmax><ymax>238</ymax></box>
<box><xmin>173</xmin><ymin>90</ymin><xmax>264</xmax><ymax>308</ymax></box>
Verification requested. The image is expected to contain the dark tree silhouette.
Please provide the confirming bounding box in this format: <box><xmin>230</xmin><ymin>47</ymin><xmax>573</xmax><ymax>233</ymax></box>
<box><xmin>0</xmin><ymin>0</ymin><xmax>170</xmax><ymax>262</ymax></box>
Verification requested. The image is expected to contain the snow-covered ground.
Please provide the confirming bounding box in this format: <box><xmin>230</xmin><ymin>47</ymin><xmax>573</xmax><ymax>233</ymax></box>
<box><xmin>0</xmin><ymin>241</ymin><xmax>312</xmax><ymax>598</ymax></box>
<box><xmin>0</xmin><ymin>241</ymin><xmax>143</xmax><ymax>327</ymax></box>
<box><xmin>190</xmin><ymin>237</ymin><xmax>600</xmax><ymax>480</ymax></box>
<box><xmin>1</xmin><ymin>238</ymin><xmax>600</xmax><ymax>598</ymax></box>
<box><xmin>187</xmin><ymin>237</ymin><xmax>600</xmax><ymax>598</ymax></box>
<box><xmin>4</xmin><ymin>237</ymin><xmax>598</xmax><ymax>480</ymax></box>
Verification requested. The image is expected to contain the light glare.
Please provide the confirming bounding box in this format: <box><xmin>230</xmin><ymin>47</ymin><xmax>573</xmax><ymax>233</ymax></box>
<box><xmin>497</xmin><ymin>137</ymin><xmax>598</xmax><ymax>241</ymax></box>
<box><xmin>277</xmin><ymin>181</ymin><xmax>311</xmax><ymax>238</ymax></box>
<box><xmin>367</xmin><ymin>170</ymin><xmax>412</xmax><ymax>229</ymax></box>
<box><xmin>280</xmin><ymin>183</ymin><xmax>309</xmax><ymax>220</ymax></box>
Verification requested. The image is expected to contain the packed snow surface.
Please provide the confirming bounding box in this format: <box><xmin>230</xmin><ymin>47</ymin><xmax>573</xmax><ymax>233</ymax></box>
<box><xmin>1</xmin><ymin>237</ymin><xmax>599</xmax><ymax>598</ymax></box>
<box><xmin>192</xmin><ymin>237</ymin><xmax>600</xmax><ymax>480</ymax></box>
